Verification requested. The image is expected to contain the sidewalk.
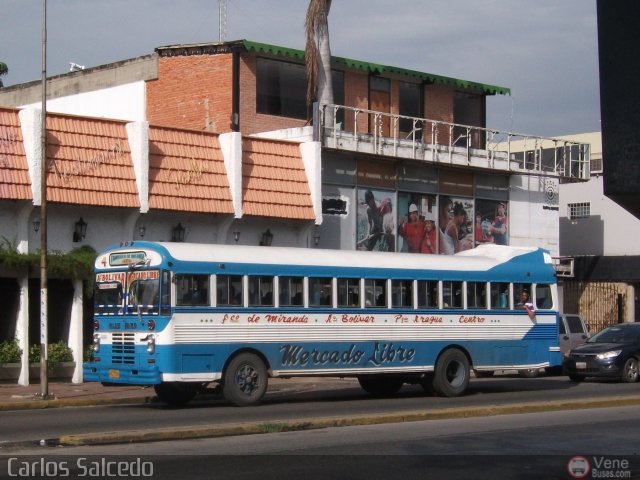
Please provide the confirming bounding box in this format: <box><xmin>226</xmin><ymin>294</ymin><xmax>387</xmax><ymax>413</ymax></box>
<box><xmin>0</xmin><ymin>377</ymin><xmax>360</xmax><ymax>411</ymax></box>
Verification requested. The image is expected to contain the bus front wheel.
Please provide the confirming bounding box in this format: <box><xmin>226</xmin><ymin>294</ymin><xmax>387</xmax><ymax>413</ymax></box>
<box><xmin>223</xmin><ymin>353</ymin><xmax>268</xmax><ymax>406</ymax></box>
<box><xmin>154</xmin><ymin>382</ymin><xmax>200</xmax><ymax>407</ymax></box>
<box><xmin>432</xmin><ymin>349</ymin><xmax>470</xmax><ymax>397</ymax></box>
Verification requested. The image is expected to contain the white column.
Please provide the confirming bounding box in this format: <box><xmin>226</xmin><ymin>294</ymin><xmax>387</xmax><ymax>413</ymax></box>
<box><xmin>68</xmin><ymin>279</ymin><xmax>84</xmax><ymax>383</ymax></box>
<box><xmin>126</xmin><ymin>121</ymin><xmax>150</xmax><ymax>214</ymax></box>
<box><xmin>16</xmin><ymin>274</ymin><xmax>30</xmax><ymax>386</ymax></box>
<box><xmin>627</xmin><ymin>284</ymin><xmax>636</xmax><ymax>323</ymax></box>
<box><xmin>300</xmin><ymin>141</ymin><xmax>323</xmax><ymax>225</ymax></box>
<box><xmin>219</xmin><ymin>132</ymin><xmax>243</xmax><ymax>219</ymax></box>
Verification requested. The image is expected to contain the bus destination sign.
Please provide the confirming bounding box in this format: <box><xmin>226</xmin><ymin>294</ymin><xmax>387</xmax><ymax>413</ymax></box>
<box><xmin>109</xmin><ymin>251</ymin><xmax>146</xmax><ymax>266</ymax></box>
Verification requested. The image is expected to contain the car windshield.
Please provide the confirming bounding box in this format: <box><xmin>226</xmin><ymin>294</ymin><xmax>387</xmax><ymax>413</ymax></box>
<box><xmin>588</xmin><ymin>325</ymin><xmax>640</xmax><ymax>344</ymax></box>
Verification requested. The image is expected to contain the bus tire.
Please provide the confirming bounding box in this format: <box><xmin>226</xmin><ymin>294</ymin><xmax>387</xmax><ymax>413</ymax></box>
<box><xmin>357</xmin><ymin>375</ymin><xmax>404</xmax><ymax>396</ymax></box>
<box><xmin>223</xmin><ymin>353</ymin><xmax>268</xmax><ymax>406</ymax></box>
<box><xmin>432</xmin><ymin>349</ymin><xmax>470</xmax><ymax>397</ymax></box>
<box><xmin>154</xmin><ymin>382</ymin><xmax>199</xmax><ymax>407</ymax></box>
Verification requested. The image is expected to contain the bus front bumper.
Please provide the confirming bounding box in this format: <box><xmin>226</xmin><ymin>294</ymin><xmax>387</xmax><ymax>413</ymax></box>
<box><xmin>83</xmin><ymin>362</ymin><xmax>161</xmax><ymax>385</ymax></box>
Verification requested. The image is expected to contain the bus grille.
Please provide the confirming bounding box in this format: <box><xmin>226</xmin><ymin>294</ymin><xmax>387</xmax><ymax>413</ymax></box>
<box><xmin>111</xmin><ymin>332</ymin><xmax>135</xmax><ymax>365</ymax></box>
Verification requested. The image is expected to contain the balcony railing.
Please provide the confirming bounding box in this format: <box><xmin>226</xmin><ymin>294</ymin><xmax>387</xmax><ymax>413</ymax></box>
<box><xmin>317</xmin><ymin>104</ymin><xmax>590</xmax><ymax>181</ymax></box>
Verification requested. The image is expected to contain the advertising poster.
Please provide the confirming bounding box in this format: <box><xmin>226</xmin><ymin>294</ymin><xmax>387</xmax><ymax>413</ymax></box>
<box><xmin>356</xmin><ymin>188</ymin><xmax>395</xmax><ymax>252</ymax></box>
<box><xmin>397</xmin><ymin>193</ymin><xmax>437</xmax><ymax>254</ymax></box>
<box><xmin>474</xmin><ymin>199</ymin><xmax>509</xmax><ymax>246</ymax></box>
<box><xmin>438</xmin><ymin>196</ymin><xmax>474</xmax><ymax>255</ymax></box>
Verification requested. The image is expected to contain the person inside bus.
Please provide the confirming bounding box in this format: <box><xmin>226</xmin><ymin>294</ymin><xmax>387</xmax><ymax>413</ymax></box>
<box><xmin>516</xmin><ymin>290</ymin><xmax>536</xmax><ymax>320</ymax></box>
<box><xmin>261</xmin><ymin>289</ymin><xmax>273</xmax><ymax>306</ymax></box>
<box><xmin>190</xmin><ymin>281</ymin><xmax>206</xmax><ymax>305</ymax></box>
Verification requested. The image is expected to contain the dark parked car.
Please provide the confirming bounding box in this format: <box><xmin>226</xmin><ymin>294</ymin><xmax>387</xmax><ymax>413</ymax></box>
<box><xmin>563</xmin><ymin>323</ymin><xmax>640</xmax><ymax>383</ymax></box>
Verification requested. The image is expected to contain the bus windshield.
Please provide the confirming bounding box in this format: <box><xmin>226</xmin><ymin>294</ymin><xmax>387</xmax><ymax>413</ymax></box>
<box><xmin>94</xmin><ymin>270</ymin><xmax>161</xmax><ymax>316</ymax></box>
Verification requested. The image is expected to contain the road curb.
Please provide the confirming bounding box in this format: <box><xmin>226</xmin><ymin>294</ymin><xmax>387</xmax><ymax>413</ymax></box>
<box><xmin>0</xmin><ymin>396</ymin><xmax>154</xmax><ymax>412</ymax></box>
<box><xmin>57</xmin><ymin>394</ymin><xmax>640</xmax><ymax>446</ymax></box>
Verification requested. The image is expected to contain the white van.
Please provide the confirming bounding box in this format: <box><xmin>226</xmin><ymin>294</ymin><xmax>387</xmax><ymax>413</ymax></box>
<box><xmin>558</xmin><ymin>313</ymin><xmax>590</xmax><ymax>354</ymax></box>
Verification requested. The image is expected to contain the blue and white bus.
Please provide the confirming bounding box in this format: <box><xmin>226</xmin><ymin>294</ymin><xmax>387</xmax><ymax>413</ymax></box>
<box><xmin>84</xmin><ymin>241</ymin><xmax>561</xmax><ymax>406</ymax></box>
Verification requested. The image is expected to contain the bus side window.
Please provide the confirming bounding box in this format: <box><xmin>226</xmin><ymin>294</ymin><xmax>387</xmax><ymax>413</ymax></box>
<box><xmin>443</xmin><ymin>281</ymin><xmax>462</xmax><ymax>309</ymax></box>
<box><xmin>417</xmin><ymin>280</ymin><xmax>438</xmax><ymax>308</ymax></box>
<box><xmin>535</xmin><ymin>284</ymin><xmax>552</xmax><ymax>309</ymax></box>
<box><xmin>514</xmin><ymin>283</ymin><xmax>533</xmax><ymax>310</ymax></box>
<box><xmin>280</xmin><ymin>276</ymin><xmax>304</xmax><ymax>306</ymax></box>
<box><xmin>217</xmin><ymin>274</ymin><xmax>243</xmax><ymax>306</ymax></box>
<box><xmin>338</xmin><ymin>278</ymin><xmax>360</xmax><ymax>308</ymax></box>
<box><xmin>490</xmin><ymin>282</ymin><xmax>510</xmax><ymax>309</ymax></box>
<box><xmin>467</xmin><ymin>282</ymin><xmax>487</xmax><ymax>309</ymax></box>
<box><xmin>176</xmin><ymin>274</ymin><xmax>210</xmax><ymax>306</ymax></box>
<box><xmin>309</xmin><ymin>277</ymin><xmax>332</xmax><ymax>307</ymax></box>
<box><xmin>248</xmin><ymin>276</ymin><xmax>274</xmax><ymax>307</ymax></box>
<box><xmin>365</xmin><ymin>279</ymin><xmax>386</xmax><ymax>308</ymax></box>
<box><xmin>392</xmin><ymin>280</ymin><xmax>412</xmax><ymax>308</ymax></box>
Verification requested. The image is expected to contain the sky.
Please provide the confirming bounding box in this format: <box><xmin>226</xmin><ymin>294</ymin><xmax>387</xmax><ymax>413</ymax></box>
<box><xmin>1</xmin><ymin>0</ymin><xmax>601</xmax><ymax>138</ymax></box>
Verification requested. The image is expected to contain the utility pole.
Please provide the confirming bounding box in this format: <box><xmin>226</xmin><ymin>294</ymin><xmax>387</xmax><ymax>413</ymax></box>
<box><xmin>39</xmin><ymin>0</ymin><xmax>50</xmax><ymax>400</ymax></box>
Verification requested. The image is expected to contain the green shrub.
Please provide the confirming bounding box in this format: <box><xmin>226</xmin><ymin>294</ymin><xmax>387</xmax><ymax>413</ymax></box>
<box><xmin>29</xmin><ymin>341</ymin><xmax>74</xmax><ymax>370</ymax></box>
<box><xmin>83</xmin><ymin>344</ymin><xmax>95</xmax><ymax>362</ymax></box>
<box><xmin>0</xmin><ymin>339</ymin><xmax>22</xmax><ymax>364</ymax></box>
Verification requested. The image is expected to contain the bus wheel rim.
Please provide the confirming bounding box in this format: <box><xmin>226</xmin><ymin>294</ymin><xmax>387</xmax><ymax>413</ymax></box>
<box><xmin>235</xmin><ymin>364</ymin><xmax>260</xmax><ymax>394</ymax></box>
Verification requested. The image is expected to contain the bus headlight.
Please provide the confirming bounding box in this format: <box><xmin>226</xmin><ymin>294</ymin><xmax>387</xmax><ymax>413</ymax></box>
<box><xmin>145</xmin><ymin>334</ymin><xmax>155</xmax><ymax>354</ymax></box>
<box><xmin>92</xmin><ymin>333</ymin><xmax>100</xmax><ymax>353</ymax></box>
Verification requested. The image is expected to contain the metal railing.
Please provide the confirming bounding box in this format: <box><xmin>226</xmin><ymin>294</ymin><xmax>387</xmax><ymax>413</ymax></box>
<box><xmin>318</xmin><ymin>104</ymin><xmax>590</xmax><ymax>180</ymax></box>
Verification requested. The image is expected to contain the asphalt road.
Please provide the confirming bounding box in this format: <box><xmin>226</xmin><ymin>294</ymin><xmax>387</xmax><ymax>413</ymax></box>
<box><xmin>1</xmin><ymin>375</ymin><xmax>639</xmax><ymax>447</ymax></box>
<box><xmin>3</xmin><ymin>405</ymin><xmax>640</xmax><ymax>479</ymax></box>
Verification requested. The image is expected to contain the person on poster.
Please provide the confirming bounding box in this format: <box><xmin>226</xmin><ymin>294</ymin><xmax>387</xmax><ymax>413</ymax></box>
<box><xmin>398</xmin><ymin>203</ymin><xmax>425</xmax><ymax>253</ymax></box>
<box><xmin>420</xmin><ymin>213</ymin><xmax>437</xmax><ymax>254</ymax></box>
<box><xmin>490</xmin><ymin>201</ymin><xmax>508</xmax><ymax>245</ymax></box>
<box><xmin>359</xmin><ymin>189</ymin><xmax>383</xmax><ymax>251</ymax></box>
<box><xmin>438</xmin><ymin>196</ymin><xmax>454</xmax><ymax>254</ymax></box>
<box><xmin>445</xmin><ymin>202</ymin><xmax>473</xmax><ymax>253</ymax></box>
<box><xmin>475</xmin><ymin>213</ymin><xmax>492</xmax><ymax>244</ymax></box>
<box><xmin>380</xmin><ymin>197</ymin><xmax>395</xmax><ymax>252</ymax></box>
<box><xmin>475</xmin><ymin>213</ymin><xmax>483</xmax><ymax>243</ymax></box>
<box><xmin>458</xmin><ymin>207</ymin><xmax>474</xmax><ymax>252</ymax></box>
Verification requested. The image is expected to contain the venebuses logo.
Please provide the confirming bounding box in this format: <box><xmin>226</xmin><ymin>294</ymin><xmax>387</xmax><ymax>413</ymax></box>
<box><xmin>567</xmin><ymin>456</ymin><xmax>590</xmax><ymax>479</ymax></box>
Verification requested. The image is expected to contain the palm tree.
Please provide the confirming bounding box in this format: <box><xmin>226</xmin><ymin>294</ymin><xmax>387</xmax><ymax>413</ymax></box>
<box><xmin>305</xmin><ymin>0</ymin><xmax>334</xmax><ymax>123</ymax></box>
<box><xmin>0</xmin><ymin>62</ymin><xmax>8</xmax><ymax>88</ymax></box>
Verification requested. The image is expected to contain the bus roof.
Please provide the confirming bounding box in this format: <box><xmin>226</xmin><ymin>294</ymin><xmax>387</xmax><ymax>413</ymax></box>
<box><xmin>99</xmin><ymin>242</ymin><xmax>552</xmax><ymax>280</ymax></box>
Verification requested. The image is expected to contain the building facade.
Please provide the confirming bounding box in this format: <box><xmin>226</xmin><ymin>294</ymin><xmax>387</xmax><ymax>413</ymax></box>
<box><xmin>0</xmin><ymin>40</ymin><xmax>589</xmax><ymax>384</ymax></box>
<box><xmin>558</xmin><ymin>132</ymin><xmax>639</xmax><ymax>331</ymax></box>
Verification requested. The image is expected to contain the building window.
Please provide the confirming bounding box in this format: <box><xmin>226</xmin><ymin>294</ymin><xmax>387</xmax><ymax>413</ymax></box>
<box><xmin>590</xmin><ymin>154</ymin><xmax>603</xmax><ymax>174</ymax></box>
<box><xmin>256</xmin><ymin>58</ymin><xmax>307</xmax><ymax>119</ymax></box>
<box><xmin>568</xmin><ymin>202</ymin><xmax>590</xmax><ymax>220</ymax></box>
<box><xmin>399</xmin><ymin>82</ymin><xmax>421</xmax><ymax>134</ymax></box>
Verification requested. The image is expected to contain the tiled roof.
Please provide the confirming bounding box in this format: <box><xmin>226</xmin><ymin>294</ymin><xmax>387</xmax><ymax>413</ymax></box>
<box><xmin>148</xmin><ymin>126</ymin><xmax>233</xmax><ymax>213</ymax></box>
<box><xmin>242</xmin><ymin>138</ymin><xmax>315</xmax><ymax>220</ymax></box>
<box><xmin>0</xmin><ymin>107</ymin><xmax>31</xmax><ymax>200</ymax></box>
<box><xmin>46</xmin><ymin>114</ymin><xmax>139</xmax><ymax>207</ymax></box>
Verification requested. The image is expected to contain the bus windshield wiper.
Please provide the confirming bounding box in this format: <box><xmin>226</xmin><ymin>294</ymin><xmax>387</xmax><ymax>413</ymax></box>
<box><xmin>128</xmin><ymin>260</ymin><xmax>148</xmax><ymax>270</ymax></box>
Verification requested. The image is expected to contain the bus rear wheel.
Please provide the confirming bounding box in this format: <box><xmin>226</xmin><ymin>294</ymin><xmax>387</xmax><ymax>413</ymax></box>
<box><xmin>357</xmin><ymin>375</ymin><xmax>404</xmax><ymax>396</ymax></box>
<box><xmin>154</xmin><ymin>382</ymin><xmax>200</xmax><ymax>407</ymax></box>
<box><xmin>223</xmin><ymin>353</ymin><xmax>268</xmax><ymax>406</ymax></box>
<box><xmin>432</xmin><ymin>349</ymin><xmax>470</xmax><ymax>397</ymax></box>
